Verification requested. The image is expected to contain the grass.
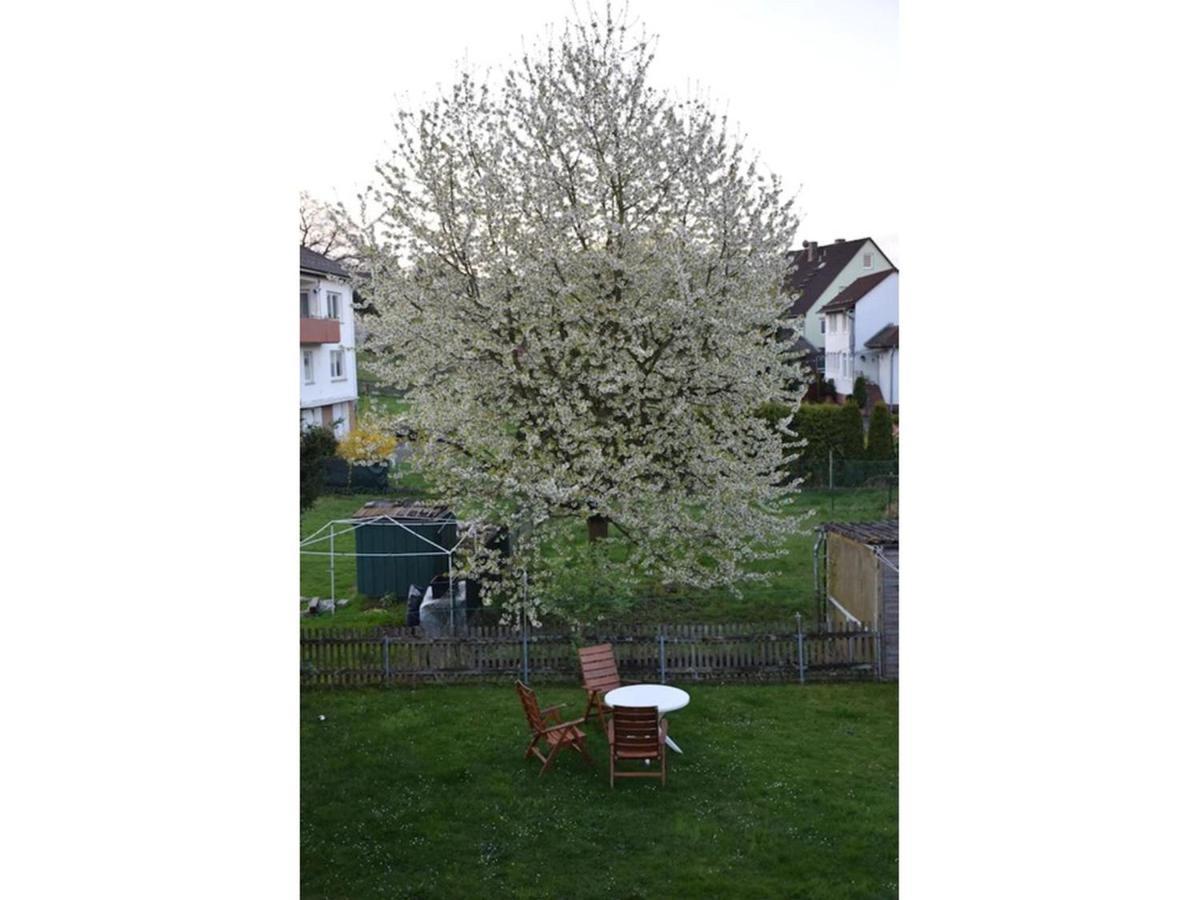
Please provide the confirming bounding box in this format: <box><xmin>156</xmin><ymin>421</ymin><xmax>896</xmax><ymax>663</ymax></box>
<box><xmin>359</xmin><ymin>393</ymin><xmax>412</xmax><ymax>419</ymax></box>
<box><xmin>301</xmin><ymin>683</ymin><xmax>898</xmax><ymax>899</ymax></box>
<box><xmin>300</xmin><ymin>485</ymin><xmax>895</xmax><ymax>629</ymax></box>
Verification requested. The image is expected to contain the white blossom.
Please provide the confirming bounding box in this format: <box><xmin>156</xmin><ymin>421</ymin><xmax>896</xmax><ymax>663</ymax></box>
<box><xmin>348</xmin><ymin>5</ymin><xmax>806</xmax><ymax>622</ymax></box>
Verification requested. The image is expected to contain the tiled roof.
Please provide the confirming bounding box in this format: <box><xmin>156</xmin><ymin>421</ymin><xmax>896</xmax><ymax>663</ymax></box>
<box><xmin>777</xmin><ymin>326</ymin><xmax>819</xmax><ymax>358</ymax></box>
<box><xmin>820</xmin><ymin>270</ymin><xmax>896</xmax><ymax>314</ymax></box>
<box><xmin>788</xmin><ymin>333</ymin><xmax>819</xmax><ymax>357</ymax></box>
<box><xmin>783</xmin><ymin>238</ymin><xmax>892</xmax><ymax>317</ymax></box>
<box><xmin>863</xmin><ymin>324</ymin><xmax>899</xmax><ymax>349</ymax></box>
<box><xmin>301</xmin><ymin>245</ymin><xmax>349</xmax><ymax>278</ymax></box>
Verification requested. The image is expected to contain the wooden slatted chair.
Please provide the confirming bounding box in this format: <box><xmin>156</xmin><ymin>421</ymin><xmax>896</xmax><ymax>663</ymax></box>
<box><xmin>578</xmin><ymin>643</ymin><xmax>621</xmax><ymax>728</ymax></box>
<box><xmin>606</xmin><ymin>705</ymin><xmax>668</xmax><ymax>787</ymax></box>
<box><xmin>514</xmin><ymin>681</ymin><xmax>593</xmax><ymax>776</ymax></box>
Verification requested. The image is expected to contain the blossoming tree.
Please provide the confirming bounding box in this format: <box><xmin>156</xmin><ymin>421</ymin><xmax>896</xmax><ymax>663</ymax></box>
<box><xmin>349</xmin><ymin>7</ymin><xmax>806</xmax><ymax>623</ymax></box>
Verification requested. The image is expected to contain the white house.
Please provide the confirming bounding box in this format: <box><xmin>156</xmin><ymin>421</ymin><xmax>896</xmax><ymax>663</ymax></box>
<box><xmin>820</xmin><ymin>270</ymin><xmax>899</xmax><ymax>409</ymax></box>
<box><xmin>783</xmin><ymin>237</ymin><xmax>896</xmax><ymax>350</ymax></box>
<box><xmin>300</xmin><ymin>246</ymin><xmax>357</xmax><ymax>436</ymax></box>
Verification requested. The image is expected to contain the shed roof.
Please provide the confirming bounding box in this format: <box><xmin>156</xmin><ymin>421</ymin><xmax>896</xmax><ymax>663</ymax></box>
<box><xmin>822</xmin><ymin>520</ymin><xmax>898</xmax><ymax>546</ymax></box>
<box><xmin>352</xmin><ymin>500</ymin><xmax>454</xmax><ymax>521</ymax></box>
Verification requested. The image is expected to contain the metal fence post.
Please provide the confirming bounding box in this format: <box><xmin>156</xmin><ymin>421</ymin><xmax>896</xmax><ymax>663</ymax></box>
<box><xmin>796</xmin><ymin>613</ymin><xmax>806</xmax><ymax>684</ymax></box>
<box><xmin>519</xmin><ymin>570</ymin><xmax>530</xmax><ymax>684</ymax></box>
<box><xmin>382</xmin><ymin>635</ymin><xmax>390</xmax><ymax>680</ymax></box>
<box><xmin>521</xmin><ymin>611</ymin><xmax>530</xmax><ymax>684</ymax></box>
<box><xmin>658</xmin><ymin>626</ymin><xmax>667</xmax><ymax>684</ymax></box>
<box><xmin>328</xmin><ymin>528</ymin><xmax>336</xmax><ymax>615</ymax></box>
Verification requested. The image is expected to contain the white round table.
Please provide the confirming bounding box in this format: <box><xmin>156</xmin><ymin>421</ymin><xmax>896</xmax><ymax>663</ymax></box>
<box><xmin>604</xmin><ymin>684</ymin><xmax>689</xmax><ymax>754</ymax></box>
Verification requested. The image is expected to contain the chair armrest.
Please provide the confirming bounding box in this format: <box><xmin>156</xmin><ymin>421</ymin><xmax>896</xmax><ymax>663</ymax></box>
<box><xmin>540</xmin><ymin>703</ymin><xmax>566</xmax><ymax>715</ymax></box>
<box><xmin>540</xmin><ymin>717</ymin><xmax>587</xmax><ymax>735</ymax></box>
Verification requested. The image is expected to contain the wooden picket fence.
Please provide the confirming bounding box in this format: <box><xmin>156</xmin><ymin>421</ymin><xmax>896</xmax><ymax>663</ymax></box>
<box><xmin>300</xmin><ymin>619</ymin><xmax>882</xmax><ymax>687</ymax></box>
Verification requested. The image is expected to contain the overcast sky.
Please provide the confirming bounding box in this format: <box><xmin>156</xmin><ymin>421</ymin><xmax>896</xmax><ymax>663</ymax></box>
<box><xmin>299</xmin><ymin>0</ymin><xmax>898</xmax><ymax>261</ymax></box>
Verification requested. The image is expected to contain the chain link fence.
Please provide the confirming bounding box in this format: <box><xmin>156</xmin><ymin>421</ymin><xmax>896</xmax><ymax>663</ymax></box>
<box><xmin>792</xmin><ymin>453</ymin><xmax>898</xmax><ymax>489</ymax></box>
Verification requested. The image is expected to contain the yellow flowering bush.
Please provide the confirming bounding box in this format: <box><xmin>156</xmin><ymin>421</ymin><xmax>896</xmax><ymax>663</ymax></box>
<box><xmin>337</xmin><ymin>425</ymin><xmax>398</xmax><ymax>466</ymax></box>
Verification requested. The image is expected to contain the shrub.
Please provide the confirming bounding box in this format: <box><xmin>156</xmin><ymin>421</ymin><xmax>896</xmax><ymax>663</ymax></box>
<box><xmin>337</xmin><ymin>425</ymin><xmax>398</xmax><ymax>466</ymax></box>
<box><xmin>838</xmin><ymin>399</ymin><xmax>864</xmax><ymax>458</ymax></box>
<box><xmin>867</xmin><ymin>404</ymin><xmax>895</xmax><ymax>460</ymax></box>
<box><xmin>852</xmin><ymin>375</ymin><xmax>869</xmax><ymax>407</ymax></box>
<box><xmin>301</xmin><ymin>426</ymin><xmax>338</xmax><ymax>511</ymax></box>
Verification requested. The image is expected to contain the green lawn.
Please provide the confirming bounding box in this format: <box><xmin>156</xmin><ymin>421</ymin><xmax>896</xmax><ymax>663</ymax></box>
<box><xmin>300</xmin><ymin>486</ymin><xmax>895</xmax><ymax>629</ymax></box>
<box><xmin>301</xmin><ymin>683</ymin><xmax>898</xmax><ymax>899</ymax></box>
<box><xmin>358</xmin><ymin>393</ymin><xmax>412</xmax><ymax>419</ymax></box>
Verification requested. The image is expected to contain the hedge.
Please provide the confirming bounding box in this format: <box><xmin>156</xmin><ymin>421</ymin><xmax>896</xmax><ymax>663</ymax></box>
<box><xmin>867</xmin><ymin>403</ymin><xmax>896</xmax><ymax>460</ymax></box>
<box><xmin>756</xmin><ymin>401</ymin><xmax>863</xmax><ymax>486</ymax></box>
<box><xmin>838</xmin><ymin>399</ymin><xmax>864</xmax><ymax>459</ymax></box>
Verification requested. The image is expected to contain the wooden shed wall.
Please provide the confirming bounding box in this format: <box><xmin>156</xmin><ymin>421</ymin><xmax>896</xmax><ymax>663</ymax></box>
<box><xmin>827</xmin><ymin>533</ymin><xmax>880</xmax><ymax>625</ymax></box>
<box><xmin>880</xmin><ymin>546</ymin><xmax>899</xmax><ymax>680</ymax></box>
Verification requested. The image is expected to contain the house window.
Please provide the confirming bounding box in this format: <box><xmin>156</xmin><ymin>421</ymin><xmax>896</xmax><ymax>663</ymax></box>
<box><xmin>327</xmin><ymin>291</ymin><xmax>342</xmax><ymax>321</ymax></box>
<box><xmin>330</xmin><ymin>349</ymin><xmax>345</xmax><ymax>380</ymax></box>
<box><xmin>820</xmin><ymin>317</ymin><xmax>826</xmax><ymax>334</ymax></box>
<box><xmin>825</xmin><ymin>352</ymin><xmax>835</xmax><ymax>375</ymax></box>
<box><xmin>300</xmin><ymin>290</ymin><xmax>311</xmax><ymax>318</ymax></box>
<box><xmin>303</xmin><ymin>350</ymin><xmax>315</xmax><ymax>384</ymax></box>
<box><xmin>863</xmin><ymin>252</ymin><xmax>874</xmax><ymax>269</ymax></box>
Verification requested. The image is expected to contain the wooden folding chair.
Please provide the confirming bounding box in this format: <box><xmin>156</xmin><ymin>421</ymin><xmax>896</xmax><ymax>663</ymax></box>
<box><xmin>514</xmin><ymin>681</ymin><xmax>593</xmax><ymax>776</ymax></box>
<box><xmin>606</xmin><ymin>705</ymin><xmax>668</xmax><ymax>787</ymax></box>
<box><xmin>578</xmin><ymin>643</ymin><xmax>621</xmax><ymax>728</ymax></box>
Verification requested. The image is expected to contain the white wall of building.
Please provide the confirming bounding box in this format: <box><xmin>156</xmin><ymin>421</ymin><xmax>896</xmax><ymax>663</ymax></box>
<box><xmin>799</xmin><ymin>238</ymin><xmax>894</xmax><ymax>349</ymax></box>
<box><xmin>821</xmin><ymin>271</ymin><xmax>899</xmax><ymax>401</ymax></box>
<box><xmin>876</xmin><ymin>348</ymin><xmax>899</xmax><ymax>407</ymax></box>
<box><xmin>300</xmin><ymin>272</ymin><xmax>358</xmax><ymax>437</ymax></box>
<box><xmin>823</xmin><ymin>308</ymin><xmax>855</xmax><ymax>396</ymax></box>
<box><xmin>851</xmin><ymin>272</ymin><xmax>898</xmax><ymax>356</ymax></box>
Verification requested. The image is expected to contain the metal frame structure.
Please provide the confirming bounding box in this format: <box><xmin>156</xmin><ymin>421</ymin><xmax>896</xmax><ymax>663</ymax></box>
<box><xmin>299</xmin><ymin>515</ymin><xmax>469</xmax><ymax>617</ymax></box>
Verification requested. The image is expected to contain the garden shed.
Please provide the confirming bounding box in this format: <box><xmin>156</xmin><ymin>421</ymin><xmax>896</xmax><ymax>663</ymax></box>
<box><xmin>351</xmin><ymin>501</ymin><xmax>457</xmax><ymax>598</ymax></box>
<box><xmin>819</xmin><ymin>520</ymin><xmax>898</xmax><ymax>679</ymax></box>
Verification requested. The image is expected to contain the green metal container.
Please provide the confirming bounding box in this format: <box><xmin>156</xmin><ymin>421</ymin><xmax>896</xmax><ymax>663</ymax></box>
<box><xmin>352</xmin><ymin>501</ymin><xmax>456</xmax><ymax>598</ymax></box>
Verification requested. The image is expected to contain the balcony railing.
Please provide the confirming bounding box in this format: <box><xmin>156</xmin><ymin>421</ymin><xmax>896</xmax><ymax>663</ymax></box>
<box><xmin>300</xmin><ymin>317</ymin><xmax>340</xmax><ymax>344</ymax></box>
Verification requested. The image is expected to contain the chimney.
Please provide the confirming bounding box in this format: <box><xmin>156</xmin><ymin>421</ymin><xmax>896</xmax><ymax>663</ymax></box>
<box><xmin>834</xmin><ymin>238</ymin><xmax>845</xmax><ymax>243</ymax></box>
<box><xmin>805</xmin><ymin>240</ymin><xmax>817</xmax><ymax>262</ymax></box>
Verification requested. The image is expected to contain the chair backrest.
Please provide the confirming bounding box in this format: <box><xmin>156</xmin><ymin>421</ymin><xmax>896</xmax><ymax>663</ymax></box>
<box><xmin>515</xmin><ymin>681</ymin><xmax>544</xmax><ymax>733</ymax></box>
<box><xmin>610</xmin><ymin>706</ymin><xmax>662</xmax><ymax>757</ymax></box>
<box><xmin>578</xmin><ymin>643</ymin><xmax>620</xmax><ymax>693</ymax></box>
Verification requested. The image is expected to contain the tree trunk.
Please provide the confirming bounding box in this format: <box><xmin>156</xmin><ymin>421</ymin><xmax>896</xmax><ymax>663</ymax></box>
<box><xmin>587</xmin><ymin>514</ymin><xmax>609</xmax><ymax>542</ymax></box>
